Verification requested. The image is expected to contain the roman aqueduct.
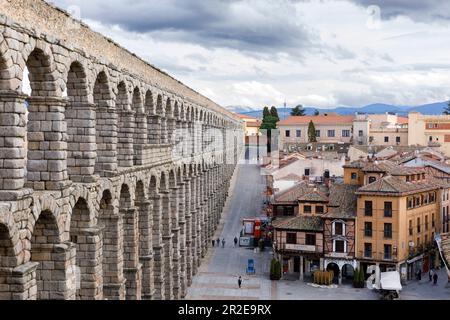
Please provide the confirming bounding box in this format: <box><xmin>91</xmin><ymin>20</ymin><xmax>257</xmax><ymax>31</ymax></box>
<box><xmin>0</xmin><ymin>0</ymin><xmax>244</xmax><ymax>299</ymax></box>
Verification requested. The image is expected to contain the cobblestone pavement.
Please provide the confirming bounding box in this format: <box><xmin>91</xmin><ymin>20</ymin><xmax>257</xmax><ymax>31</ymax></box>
<box><xmin>185</xmin><ymin>159</ymin><xmax>450</xmax><ymax>300</ymax></box>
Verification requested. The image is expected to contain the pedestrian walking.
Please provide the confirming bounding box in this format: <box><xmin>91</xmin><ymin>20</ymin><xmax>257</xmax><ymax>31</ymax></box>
<box><xmin>216</xmin><ymin>238</ymin><xmax>220</xmax><ymax>246</ymax></box>
<box><xmin>212</xmin><ymin>240</ymin><xmax>215</xmax><ymax>247</ymax></box>
<box><xmin>433</xmin><ymin>272</ymin><xmax>438</xmax><ymax>285</ymax></box>
<box><xmin>416</xmin><ymin>269</ymin><xmax>421</xmax><ymax>281</ymax></box>
<box><xmin>222</xmin><ymin>238</ymin><xmax>226</xmax><ymax>248</ymax></box>
<box><xmin>234</xmin><ymin>236</ymin><xmax>238</xmax><ymax>247</ymax></box>
<box><xmin>429</xmin><ymin>269</ymin><xmax>434</xmax><ymax>282</ymax></box>
<box><xmin>238</xmin><ymin>276</ymin><xmax>242</xmax><ymax>289</ymax></box>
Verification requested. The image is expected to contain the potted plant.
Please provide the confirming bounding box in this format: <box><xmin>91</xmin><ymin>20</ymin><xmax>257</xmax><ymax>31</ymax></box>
<box><xmin>270</xmin><ymin>258</ymin><xmax>282</xmax><ymax>280</ymax></box>
<box><xmin>353</xmin><ymin>268</ymin><xmax>365</xmax><ymax>288</ymax></box>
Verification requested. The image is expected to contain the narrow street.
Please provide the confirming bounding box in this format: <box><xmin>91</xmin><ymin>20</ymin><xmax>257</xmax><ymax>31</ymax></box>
<box><xmin>185</xmin><ymin>155</ymin><xmax>276</xmax><ymax>300</ymax></box>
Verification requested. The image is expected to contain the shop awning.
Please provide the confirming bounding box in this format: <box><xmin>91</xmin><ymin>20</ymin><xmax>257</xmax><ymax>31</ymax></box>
<box><xmin>406</xmin><ymin>254</ymin><xmax>424</xmax><ymax>264</ymax></box>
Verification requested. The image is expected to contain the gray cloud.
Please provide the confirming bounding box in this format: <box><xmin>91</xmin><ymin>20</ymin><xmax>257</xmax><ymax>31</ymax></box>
<box><xmin>349</xmin><ymin>0</ymin><xmax>450</xmax><ymax>22</ymax></box>
<box><xmin>49</xmin><ymin>0</ymin><xmax>316</xmax><ymax>54</ymax></box>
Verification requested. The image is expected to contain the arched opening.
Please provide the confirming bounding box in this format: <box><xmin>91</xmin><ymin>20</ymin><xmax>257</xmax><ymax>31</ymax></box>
<box><xmin>31</xmin><ymin>210</ymin><xmax>62</xmax><ymax>299</ymax></box>
<box><xmin>98</xmin><ymin>189</ymin><xmax>123</xmax><ymax>299</ymax></box>
<box><xmin>65</xmin><ymin>61</ymin><xmax>96</xmax><ymax>182</ymax></box>
<box><xmin>342</xmin><ymin>264</ymin><xmax>355</xmax><ymax>284</ymax></box>
<box><xmin>25</xmin><ymin>48</ymin><xmax>65</xmax><ymax>191</ymax></box>
<box><xmin>93</xmin><ymin>71</ymin><xmax>116</xmax><ymax>176</ymax></box>
<box><xmin>326</xmin><ymin>262</ymin><xmax>340</xmax><ymax>284</ymax></box>
<box><xmin>119</xmin><ymin>184</ymin><xmax>140</xmax><ymax>299</ymax></box>
<box><xmin>0</xmin><ymin>223</ymin><xmax>16</xmax><ymax>268</ymax></box>
<box><xmin>0</xmin><ymin>223</ymin><xmax>18</xmax><ymax>299</ymax></box>
<box><xmin>145</xmin><ymin>90</ymin><xmax>158</xmax><ymax>145</ymax></box>
<box><xmin>135</xmin><ymin>180</ymin><xmax>152</xmax><ymax>299</ymax></box>
<box><xmin>132</xmin><ymin>87</ymin><xmax>146</xmax><ymax>165</ymax></box>
<box><xmin>117</xmin><ymin>82</ymin><xmax>133</xmax><ymax>168</ymax></box>
<box><xmin>70</xmin><ymin>198</ymin><xmax>98</xmax><ymax>300</ymax></box>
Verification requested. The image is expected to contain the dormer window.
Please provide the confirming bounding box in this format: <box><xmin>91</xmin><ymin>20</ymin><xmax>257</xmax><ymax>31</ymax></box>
<box><xmin>368</xmin><ymin>176</ymin><xmax>377</xmax><ymax>184</ymax></box>
<box><xmin>406</xmin><ymin>176</ymin><xmax>410</xmax><ymax>182</ymax></box>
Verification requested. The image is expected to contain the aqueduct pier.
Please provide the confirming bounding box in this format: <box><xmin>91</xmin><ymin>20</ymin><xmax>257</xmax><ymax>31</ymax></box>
<box><xmin>0</xmin><ymin>0</ymin><xmax>244</xmax><ymax>299</ymax></box>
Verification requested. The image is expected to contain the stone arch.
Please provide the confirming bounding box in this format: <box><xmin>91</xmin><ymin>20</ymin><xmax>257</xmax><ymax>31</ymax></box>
<box><xmin>173</xmin><ymin>101</ymin><xmax>180</xmax><ymax>120</ymax></box>
<box><xmin>93</xmin><ymin>70</ymin><xmax>117</xmax><ymax>176</ymax></box>
<box><xmin>156</xmin><ymin>94</ymin><xmax>164</xmax><ymax>116</ymax></box>
<box><xmin>135</xmin><ymin>179</ymin><xmax>150</xmax><ymax>299</ymax></box>
<box><xmin>25</xmin><ymin>46</ymin><xmax>67</xmax><ymax>190</ymax></box>
<box><xmin>132</xmin><ymin>87</ymin><xmax>143</xmax><ymax>113</ymax></box>
<box><xmin>0</xmin><ymin>223</ymin><xmax>17</xmax><ymax>268</ymax></box>
<box><xmin>149</xmin><ymin>174</ymin><xmax>159</xmax><ymax>196</ymax></box>
<box><xmin>31</xmin><ymin>209</ymin><xmax>65</xmax><ymax>300</ymax></box>
<box><xmin>23</xmin><ymin>45</ymin><xmax>58</xmax><ymax>97</ymax></box>
<box><xmin>326</xmin><ymin>262</ymin><xmax>340</xmax><ymax>284</ymax></box>
<box><xmin>342</xmin><ymin>264</ymin><xmax>355</xmax><ymax>283</ymax></box>
<box><xmin>144</xmin><ymin>90</ymin><xmax>154</xmax><ymax>114</ymax></box>
<box><xmin>97</xmin><ymin>189</ymin><xmax>124</xmax><ymax>299</ymax></box>
<box><xmin>165</xmin><ymin>97</ymin><xmax>173</xmax><ymax>118</ymax></box>
<box><xmin>160</xmin><ymin>171</ymin><xmax>168</xmax><ymax>192</ymax></box>
<box><xmin>65</xmin><ymin>61</ymin><xmax>97</xmax><ymax>182</ymax></box>
<box><xmin>0</xmin><ymin>34</ymin><xmax>15</xmax><ymax>91</ymax></box>
<box><xmin>117</xmin><ymin>81</ymin><xmax>134</xmax><ymax>167</ymax></box>
<box><xmin>119</xmin><ymin>183</ymin><xmax>140</xmax><ymax>299</ymax></box>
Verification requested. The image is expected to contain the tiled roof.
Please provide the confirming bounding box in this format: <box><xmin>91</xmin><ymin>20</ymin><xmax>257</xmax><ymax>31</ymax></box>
<box><xmin>273</xmin><ymin>182</ymin><xmax>327</xmax><ymax>203</ymax></box>
<box><xmin>362</xmin><ymin>160</ymin><xmax>396</xmax><ymax>173</ymax></box>
<box><xmin>325</xmin><ymin>184</ymin><xmax>358</xmax><ymax>219</ymax></box>
<box><xmin>278</xmin><ymin>115</ymin><xmax>354</xmax><ymax>126</ymax></box>
<box><xmin>397</xmin><ymin>117</ymin><xmax>409</xmax><ymax>124</ymax></box>
<box><xmin>390</xmin><ymin>167</ymin><xmax>426</xmax><ymax>176</ymax></box>
<box><xmin>272</xmin><ymin>216</ymin><xmax>323</xmax><ymax>231</ymax></box>
<box><xmin>343</xmin><ymin>160</ymin><xmax>366</xmax><ymax>169</ymax></box>
<box><xmin>356</xmin><ymin>176</ymin><xmax>446</xmax><ymax>196</ymax></box>
<box><xmin>236</xmin><ymin>113</ymin><xmax>260</xmax><ymax>120</ymax></box>
<box><xmin>298</xmin><ymin>190</ymin><xmax>329</xmax><ymax>202</ymax></box>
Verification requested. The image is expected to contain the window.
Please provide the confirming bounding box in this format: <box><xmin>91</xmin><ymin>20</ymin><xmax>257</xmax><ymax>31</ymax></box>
<box><xmin>276</xmin><ymin>206</ymin><xmax>284</xmax><ymax>216</ymax></box>
<box><xmin>409</xmin><ymin>220</ymin><xmax>413</xmax><ymax>236</ymax></box>
<box><xmin>285</xmin><ymin>130</ymin><xmax>290</xmax><ymax>137</ymax></box>
<box><xmin>315</xmin><ymin>130</ymin><xmax>320</xmax><ymax>137</ymax></box>
<box><xmin>396</xmin><ymin>136</ymin><xmax>401</xmax><ymax>143</ymax></box>
<box><xmin>305</xmin><ymin>234</ymin><xmax>316</xmax><ymax>246</ymax></box>
<box><xmin>304</xmin><ymin>205</ymin><xmax>312</xmax><ymax>214</ymax></box>
<box><xmin>425</xmin><ymin>215</ymin><xmax>429</xmax><ymax>230</ymax></box>
<box><xmin>328</xmin><ymin>130</ymin><xmax>335</xmax><ymax>137</ymax></box>
<box><xmin>342</xmin><ymin>130</ymin><xmax>350</xmax><ymax>137</ymax></box>
<box><xmin>335</xmin><ymin>240</ymin><xmax>345</xmax><ymax>253</ymax></box>
<box><xmin>430</xmin><ymin>192</ymin><xmax>435</xmax><ymax>203</ymax></box>
<box><xmin>316</xmin><ymin>205</ymin><xmax>324</xmax><ymax>214</ymax></box>
<box><xmin>334</xmin><ymin>222</ymin><xmax>343</xmax><ymax>236</ymax></box>
<box><xmin>432</xmin><ymin>213</ymin><xmax>435</xmax><ymax>228</ymax></box>
<box><xmin>407</xmin><ymin>197</ymin><xmax>413</xmax><ymax>209</ymax></box>
<box><xmin>417</xmin><ymin>217</ymin><xmax>421</xmax><ymax>233</ymax></box>
<box><xmin>364</xmin><ymin>243</ymin><xmax>372</xmax><ymax>258</ymax></box>
<box><xmin>364</xmin><ymin>201</ymin><xmax>373</xmax><ymax>216</ymax></box>
<box><xmin>364</xmin><ymin>222</ymin><xmax>372</xmax><ymax>237</ymax></box>
<box><xmin>296</xmin><ymin>130</ymin><xmax>301</xmax><ymax>138</ymax></box>
<box><xmin>384</xmin><ymin>244</ymin><xmax>392</xmax><ymax>260</ymax></box>
<box><xmin>384</xmin><ymin>136</ymin><xmax>389</xmax><ymax>143</ymax></box>
<box><xmin>429</xmin><ymin>136</ymin><xmax>433</xmax><ymax>142</ymax></box>
<box><xmin>415</xmin><ymin>196</ymin><xmax>421</xmax><ymax>207</ymax></box>
<box><xmin>351</xmin><ymin>172</ymin><xmax>357</xmax><ymax>180</ymax></box>
<box><xmin>305</xmin><ymin>168</ymin><xmax>310</xmax><ymax>176</ymax></box>
<box><xmin>384</xmin><ymin>202</ymin><xmax>392</xmax><ymax>217</ymax></box>
<box><xmin>286</xmin><ymin>232</ymin><xmax>297</xmax><ymax>244</ymax></box>
<box><xmin>384</xmin><ymin>223</ymin><xmax>392</xmax><ymax>239</ymax></box>
<box><xmin>359</xmin><ymin>130</ymin><xmax>363</xmax><ymax>137</ymax></box>
<box><xmin>369</xmin><ymin>176</ymin><xmax>377</xmax><ymax>184</ymax></box>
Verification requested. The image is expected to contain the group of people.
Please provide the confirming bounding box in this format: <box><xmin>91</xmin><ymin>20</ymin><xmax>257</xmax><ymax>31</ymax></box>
<box><xmin>416</xmin><ymin>268</ymin><xmax>439</xmax><ymax>284</ymax></box>
<box><xmin>211</xmin><ymin>236</ymin><xmax>240</xmax><ymax>248</ymax></box>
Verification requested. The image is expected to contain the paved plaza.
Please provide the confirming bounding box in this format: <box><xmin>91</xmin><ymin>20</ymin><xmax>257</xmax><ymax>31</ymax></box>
<box><xmin>186</xmin><ymin>160</ymin><xmax>450</xmax><ymax>300</ymax></box>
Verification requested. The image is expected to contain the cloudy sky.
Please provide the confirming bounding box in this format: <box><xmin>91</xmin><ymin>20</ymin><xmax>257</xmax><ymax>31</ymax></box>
<box><xmin>48</xmin><ymin>0</ymin><xmax>450</xmax><ymax>109</ymax></box>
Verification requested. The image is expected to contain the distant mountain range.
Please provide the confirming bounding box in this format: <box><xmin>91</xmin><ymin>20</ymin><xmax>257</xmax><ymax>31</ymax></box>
<box><xmin>228</xmin><ymin>101</ymin><xmax>450</xmax><ymax>119</ymax></box>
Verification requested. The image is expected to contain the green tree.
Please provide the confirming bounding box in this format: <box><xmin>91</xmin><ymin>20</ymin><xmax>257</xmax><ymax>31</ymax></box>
<box><xmin>314</xmin><ymin>109</ymin><xmax>320</xmax><ymax>116</ymax></box>
<box><xmin>308</xmin><ymin>120</ymin><xmax>317</xmax><ymax>142</ymax></box>
<box><xmin>291</xmin><ymin>104</ymin><xmax>305</xmax><ymax>116</ymax></box>
<box><xmin>263</xmin><ymin>106</ymin><xmax>270</xmax><ymax>118</ymax></box>
<box><xmin>443</xmin><ymin>101</ymin><xmax>450</xmax><ymax>115</ymax></box>
<box><xmin>270</xmin><ymin>106</ymin><xmax>280</xmax><ymax>122</ymax></box>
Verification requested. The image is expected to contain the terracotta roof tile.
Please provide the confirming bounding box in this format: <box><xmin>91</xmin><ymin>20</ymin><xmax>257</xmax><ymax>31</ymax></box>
<box><xmin>272</xmin><ymin>216</ymin><xmax>323</xmax><ymax>231</ymax></box>
<box><xmin>278</xmin><ymin>115</ymin><xmax>354</xmax><ymax>126</ymax></box>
